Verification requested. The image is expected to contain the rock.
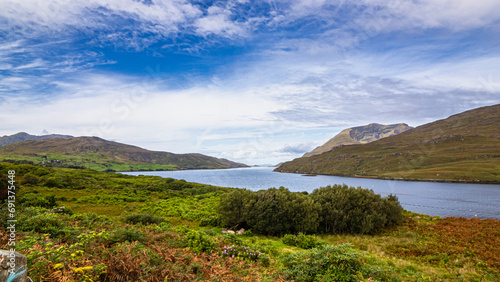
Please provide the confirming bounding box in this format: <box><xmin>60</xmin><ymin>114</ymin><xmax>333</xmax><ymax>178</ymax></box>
<box><xmin>236</xmin><ymin>228</ymin><xmax>245</xmax><ymax>235</ymax></box>
<box><xmin>227</xmin><ymin>230</ymin><xmax>235</xmax><ymax>235</ymax></box>
<box><xmin>0</xmin><ymin>250</ymin><xmax>28</xmax><ymax>282</ymax></box>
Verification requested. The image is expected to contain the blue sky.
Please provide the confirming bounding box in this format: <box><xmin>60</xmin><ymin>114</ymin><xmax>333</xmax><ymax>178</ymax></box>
<box><xmin>1</xmin><ymin>0</ymin><xmax>500</xmax><ymax>165</ymax></box>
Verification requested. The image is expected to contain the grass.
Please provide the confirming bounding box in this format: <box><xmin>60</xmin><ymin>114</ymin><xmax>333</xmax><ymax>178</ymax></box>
<box><xmin>0</xmin><ymin>154</ymin><xmax>178</xmax><ymax>172</ymax></box>
<box><xmin>1</xmin><ymin>163</ymin><xmax>499</xmax><ymax>281</ymax></box>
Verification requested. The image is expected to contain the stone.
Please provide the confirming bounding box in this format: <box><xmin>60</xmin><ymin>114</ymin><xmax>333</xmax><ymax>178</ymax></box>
<box><xmin>0</xmin><ymin>250</ymin><xmax>28</xmax><ymax>282</ymax></box>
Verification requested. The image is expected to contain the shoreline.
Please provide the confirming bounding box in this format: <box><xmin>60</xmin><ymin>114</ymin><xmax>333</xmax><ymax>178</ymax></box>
<box><xmin>275</xmin><ymin>170</ymin><xmax>500</xmax><ymax>185</ymax></box>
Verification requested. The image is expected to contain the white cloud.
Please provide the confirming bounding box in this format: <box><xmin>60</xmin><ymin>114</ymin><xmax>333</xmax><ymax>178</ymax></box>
<box><xmin>194</xmin><ymin>6</ymin><xmax>246</xmax><ymax>37</ymax></box>
<box><xmin>0</xmin><ymin>0</ymin><xmax>201</xmax><ymax>34</ymax></box>
<box><xmin>354</xmin><ymin>0</ymin><xmax>500</xmax><ymax>32</ymax></box>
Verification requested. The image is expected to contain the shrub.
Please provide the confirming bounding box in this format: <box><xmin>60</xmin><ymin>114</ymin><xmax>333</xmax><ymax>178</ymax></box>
<box><xmin>72</xmin><ymin>212</ymin><xmax>113</xmax><ymax>227</ymax></box>
<box><xmin>123</xmin><ymin>214</ymin><xmax>164</xmax><ymax>225</ymax></box>
<box><xmin>311</xmin><ymin>184</ymin><xmax>404</xmax><ymax>234</ymax></box>
<box><xmin>108</xmin><ymin>227</ymin><xmax>145</xmax><ymax>244</ymax></box>
<box><xmin>282</xmin><ymin>234</ymin><xmax>297</xmax><ymax>246</ymax></box>
<box><xmin>43</xmin><ymin>177</ymin><xmax>60</xmax><ymax>188</ymax></box>
<box><xmin>20</xmin><ymin>193</ymin><xmax>58</xmax><ymax>208</ymax></box>
<box><xmin>281</xmin><ymin>243</ymin><xmax>366</xmax><ymax>282</ymax></box>
<box><xmin>21</xmin><ymin>173</ymin><xmax>40</xmax><ymax>185</ymax></box>
<box><xmin>282</xmin><ymin>233</ymin><xmax>320</xmax><ymax>249</ymax></box>
<box><xmin>186</xmin><ymin>230</ymin><xmax>217</xmax><ymax>254</ymax></box>
<box><xmin>199</xmin><ymin>215</ymin><xmax>220</xmax><ymax>227</ymax></box>
<box><xmin>296</xmin><ymin>233</ymin><xmax>320</xmax><ymax>249</ymax></box>
<box><xmin>17</xmin><ymin>211</ymin><xmax>78</xmax><ymax>240</ymax></box>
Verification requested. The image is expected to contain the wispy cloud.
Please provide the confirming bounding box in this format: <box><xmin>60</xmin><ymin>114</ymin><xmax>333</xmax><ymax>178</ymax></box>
<box><xmin>1</xmin><ymin>0</ymin><xmax>500</xmax><ymax>164</ymax></box>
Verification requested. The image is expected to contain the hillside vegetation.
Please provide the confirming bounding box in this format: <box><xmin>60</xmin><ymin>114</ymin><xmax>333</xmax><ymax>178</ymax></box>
<box><xmin>276</xmin><ymin>104</ymin><xmax>500</xmax><ymax>183</ymax></box>
<box><xmin>304</xmin><ymin>123</ymin><xmax>413</xmax><ymax>157</ymax></box>
<box><xmin>0</xmin><ymin>136</ymin><xmax>247</xmax><ymax>171</ymax></box>
<box><xmin>1</xmin><ymin>163</ymin><xmax>499</xmax><ymax>281</ymax></box>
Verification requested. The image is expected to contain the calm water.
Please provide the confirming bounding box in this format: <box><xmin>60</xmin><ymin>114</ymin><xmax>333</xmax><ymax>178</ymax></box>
<box><xmin>122</xmin><ymin>167</ymin><xmax>500</xmax><ymax>219</ymax></box>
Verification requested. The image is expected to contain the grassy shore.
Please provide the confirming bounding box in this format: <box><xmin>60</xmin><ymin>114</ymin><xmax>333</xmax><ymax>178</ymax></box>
<box><xmin>1</xmin><ymin>163</ymin><xmax>498</xmax><ymax>281</ymax></box>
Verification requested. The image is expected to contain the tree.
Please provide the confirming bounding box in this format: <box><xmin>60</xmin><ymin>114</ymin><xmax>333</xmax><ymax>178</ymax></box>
<box><xmin>217</xmin><ymin>189</ymin><xmax>255</xmax><ymax>229</ymax></box>
<box><xmin>247</xmin><ymin>187</ymin><xmax>294</xmax><ymax>235</ymax></box>
<box><xmin>288</xmin><ymin>192</ymin><xmax>320</xmax><ymax>234</ymax></box>
<box><xmin>311</xmin><ymin>184</ymin><xmax>403</xmax><ymax>234</ymax></box>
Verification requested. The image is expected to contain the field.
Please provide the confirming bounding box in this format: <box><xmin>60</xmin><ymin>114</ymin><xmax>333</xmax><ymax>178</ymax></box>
<box><xmin>0</xmin><ymin>153</ymin><xmax>178</xmax><ymax>172</ymax></box>
<box><xmin>1</xmin><ymin>163</ymin><xmax>499</xmax><ymax>281</ymax></box>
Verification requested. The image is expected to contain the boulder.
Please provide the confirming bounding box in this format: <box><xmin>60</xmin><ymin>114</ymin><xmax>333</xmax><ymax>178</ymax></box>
<box><xmin>0</xmin><ymin>250</ymin><xmax>28</xmax><ymax>282</ymax></box>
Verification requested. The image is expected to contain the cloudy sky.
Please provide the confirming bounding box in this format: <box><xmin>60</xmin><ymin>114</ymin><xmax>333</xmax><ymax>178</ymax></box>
<box><xmin>1</xmin><ymin>0</ymin><xmax>499</xmax><ymax>165</ymax></box>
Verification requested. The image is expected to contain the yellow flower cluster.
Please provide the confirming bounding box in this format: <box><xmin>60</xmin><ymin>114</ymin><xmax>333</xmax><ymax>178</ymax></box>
<box><xmin>73</xmin><ymin>266</ymin><xmax>93</xmax><ymax>273</ymax></box>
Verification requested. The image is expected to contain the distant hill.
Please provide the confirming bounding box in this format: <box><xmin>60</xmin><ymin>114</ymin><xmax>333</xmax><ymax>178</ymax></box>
<box><xmin>0</xmin><ymin>136</ymin><xmax>247</xmax><ymax>171</ymax></box>
<box><xmin>0</xmin><ymin>132</ymin><xmax>73</xmax><ymax>146</ymax></box>
<box><xmin>275</xmin><ymin>104</ymin><xmax>500</xmax><ymax>183</ymax></box>
<box><xmin>303</xmin><ymin>123</ymin><xmax>413</xmax><ymax>157</ymax></box>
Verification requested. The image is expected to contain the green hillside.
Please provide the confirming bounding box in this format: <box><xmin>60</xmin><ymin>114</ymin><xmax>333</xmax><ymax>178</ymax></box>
<box><xmin>303</xmin><ymin>123</ymin><xmax>413</xmax><ymax>157</ymax></box>
<box><xmin>276</xmin><ymin>104</ymin><xmax>500</xmax><ymax>183</ymax></box>
<box><xmin>0</xmin><ymin>136</ymin><xmax>247</xmax><ymax>171</ymax></box>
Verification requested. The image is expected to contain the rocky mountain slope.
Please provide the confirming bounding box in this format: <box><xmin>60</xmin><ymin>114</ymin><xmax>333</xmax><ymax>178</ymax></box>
<box><xmin>304</xmin><ymin>123</ymin><xmax>413</xmax><ymax>157</ymax></box>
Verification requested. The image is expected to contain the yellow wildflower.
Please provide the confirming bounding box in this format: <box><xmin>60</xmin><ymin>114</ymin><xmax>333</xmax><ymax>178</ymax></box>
<box><xmin>73</xmin><ymin>266</ymin><xmax>93</xmax><ymax>273</ymax></box>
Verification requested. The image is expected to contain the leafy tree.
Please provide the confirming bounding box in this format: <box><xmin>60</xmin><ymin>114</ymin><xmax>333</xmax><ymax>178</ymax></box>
<box><xmin>217</xmin><ymin>189</ymin><xmax>255</xmax><ymax>229</ymax></box>
<box><xmin>288</xmin><ymin>192</ymin><xmax>320</xmax><ymax>234</ymax></box>
<box><xmin>247</xmin><ymin>187</ymin><xmax>293</xmax><ymax>235</ymax></box>
<box><xmin>311</xmin><ymin>184</ymin><xmax>403</xmax><ymax>234</ymax></box>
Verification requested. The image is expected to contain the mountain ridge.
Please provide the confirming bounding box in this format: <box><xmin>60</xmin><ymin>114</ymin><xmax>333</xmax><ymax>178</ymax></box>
<box><xmin>0</xmin><ymin>136</ymin><xmax>247</xmax><ymax>171</ymax></box>
<box><xmin>275</xmin><ymin>104</ymin><xmax>500</xmax><ymax>183</ymax></box>
<box><xmin>0</xmin><ymin>132</ymin><xmax>73</xmax><ymax>147</ymax></box>
<box><xmin>303</xmin><ymin>123</ymin><xmax>413</xmax><ymax>157</ymax></box>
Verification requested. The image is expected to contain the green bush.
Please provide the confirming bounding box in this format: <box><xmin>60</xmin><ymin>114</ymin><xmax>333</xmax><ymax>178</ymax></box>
<box><xmin>296</xmin><ymin>233</ymin><xmax>320</xmax><ymax>249</ymax></box>
<box><xmin>311</xmin><ymin>184</ymin><xmax>404</xmax><ymax>234</ymax></box>
<box><xmin>17</xmin><ymin>210</ymin><xmax>78</xmax><ymax>240</ymax></box>
<box><xmin>20</xmin><ymin>193</ymin><xmax>58</xmax><ymax>208</ymax></box>
<box><xmin>186</xmin><ymin>230</ymin><xmax>217</xmax><ymax>254</ymax></box>
<box><xmin>281</xmin><ymin>243</ymin><xmax>366</xmax><ymax>282</ymax></box>
<box><xmin>123</xmin><ymin>214</ymin><xmax>164</xmax><ymax>225</ymax></box>
<box><xmin>218</xmin><ymin>185</ymin><xmax>402</xmax><ymax>236</ymax></box>
<box><xmin>282</xmin><ymin>233</ymin><xmax>320</xmax><ymax>249</ymax></box>
<box><xmin>43</xmin><ymin>177</ymin><xmax>60</xmax><ymax>187</ymax></box>
<box><xmin>282</xmin><ymin>234</ymin><xmax>297</xmax><ymax>246</ymax></box>
<box><xmin>21</xmin><ymin>173</ymin><xmax>40</xmax><ymax>185</ymax></box>
<box><xmin>72</xmin><ymin>212</ymin><xmax>113</xmax><ymax>228</ymax></box>
<box><xmin>199</xmin><ymin>215</ymin><xmax>220</xmax><ymax>227</ymax></box>
<box><xmin>108</xmin><ymin>227</ymin><xmax>145</xmax><ymax>244</ymax></box>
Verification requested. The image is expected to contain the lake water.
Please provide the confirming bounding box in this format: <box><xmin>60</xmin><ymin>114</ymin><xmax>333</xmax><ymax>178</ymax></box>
<box><xmin>122</xmin><ymin>167</ymin><xmax>500</xmax><ymax>219</ymax></box>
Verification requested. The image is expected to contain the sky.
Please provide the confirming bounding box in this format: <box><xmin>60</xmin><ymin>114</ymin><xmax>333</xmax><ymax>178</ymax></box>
<box><xmin>1</xmin><ymin>0</ymin><xmax>500</xmax><ymax>165</ymax></box>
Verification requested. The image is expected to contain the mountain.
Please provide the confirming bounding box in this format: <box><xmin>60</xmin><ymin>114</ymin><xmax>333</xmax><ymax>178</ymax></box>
<box><xmin>303</xmin><ymin>123</ymin><xmax>413</xmax><ymax>157</ymax></box>
<box><xmin>0</xmin><ymin>132</ymin><xmax>73</xmax><ymax>147</ymax></box>
<box><xmin>275</xmin><ymin>104</ymin><xmax>500</xmax><ymax>183</ymax></box>
<box><xmin>0</xmin><ymin>136</ymin><xmax>247</xmax><ymax>171</ymax></box>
